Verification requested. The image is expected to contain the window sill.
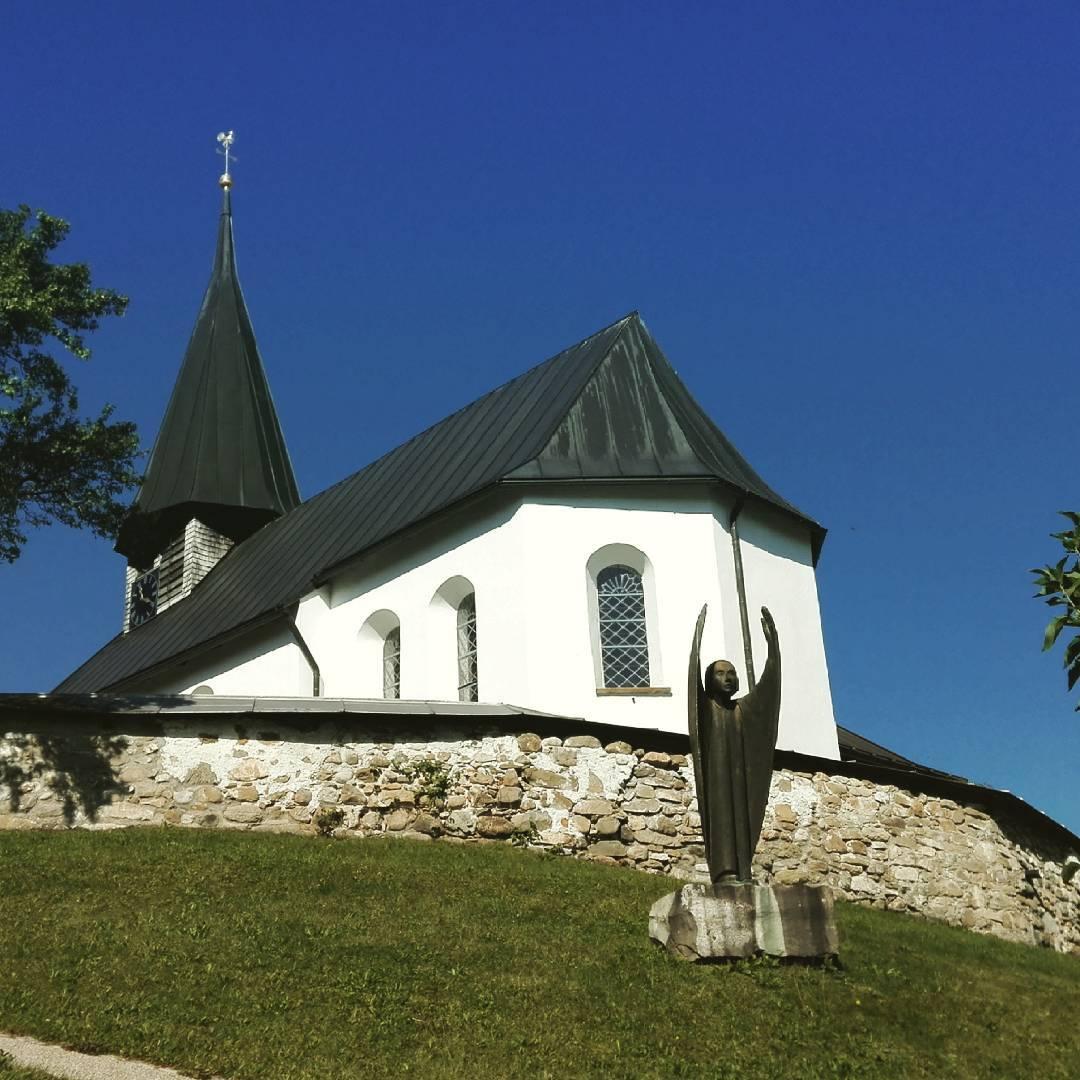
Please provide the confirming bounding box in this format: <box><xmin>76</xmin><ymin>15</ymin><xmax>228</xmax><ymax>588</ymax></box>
<box><xmin>595</xmin><ymin>687</ymin><xmax>672</xmax><ymax>698</ymax></box>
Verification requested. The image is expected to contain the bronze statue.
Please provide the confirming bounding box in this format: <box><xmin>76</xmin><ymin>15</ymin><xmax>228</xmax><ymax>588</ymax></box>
<box><xmin>688</xmin><ymin>605</ymin><xmax>780</xmax><ymax>885</ymax></box>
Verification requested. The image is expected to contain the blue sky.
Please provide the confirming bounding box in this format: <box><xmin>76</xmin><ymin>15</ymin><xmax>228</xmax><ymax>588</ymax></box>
<box><xmin>4</xmin><ymin>2</ymin><xmax>1079</xmax><ymax>833</ymax></box>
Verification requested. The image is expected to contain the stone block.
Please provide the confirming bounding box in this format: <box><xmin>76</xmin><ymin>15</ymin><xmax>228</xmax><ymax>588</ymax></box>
<box><xmin>564</xmin><ymin>735</ymin><xmax>602</xmax><ymax>748</ymax></box>
<box><xmin>477</xmin><ymin>815</ymin><xmax>513</xmax><ymax>839</ymax></box>
<box><xmin>651</xmin><ymin>816</ymin><xmax>678</xmax><ymax>837</ymax></box>
<box><xmin>596</xmin><ymin>816</ymin><xmax>621</xmax><ymax>837</ymax></box>
<box><xmin>184</xmin><ymin>763</ymin><xmax>219</xmax><ymax>785</ymax></box>
<box><xmin>119</xmin><ymin>763</ymin><xmax>156</xmax><ymax>783</ymax></box>
<box><xmin>228</xmin><ymin>759</ymin><xmax>268</xmax><ymax>782</ymax></box>
<box><xmin>549</xmin><ymin>748</ymin><xmax>578</xmax><ymax>767</ymax></box>
<box><xmin>446</xmin><ymin>809</ymin><xmax>476</xmax><ymax>833</ymax></box>
<box><xmin>623</xmin><ymin>798</ymin><xmax>661</xmax><ymax>814</ymax></box>
<box><xmin>510</xmin><ymin>811</ymin><xmax>549</xmax><ymax>833</ymax></box>
<box><xmin>590</xmin><ymin>840</ymin><xmax>628</xmax><ymax>858</ymax></box>
<box><xmin>634</xmin><ymin>828</ymin><xmax>680</xmax><ymax>848</ymax></box>
<box><xmin>524</xmin><ymin>767</ymin><xmax>569</xmax><ymax>789</ymax></box>
<box><xmin>649</xmin><ymin>883</ymin><xmax>838</xmax><ymax>961</ymax></box>
<box><xmin>517</xmin><ymin>733</ymin><xmax>542</xmax><ymax>753</ymax></box>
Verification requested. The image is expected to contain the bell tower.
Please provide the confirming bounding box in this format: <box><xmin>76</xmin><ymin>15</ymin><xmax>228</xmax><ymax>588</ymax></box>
<box><xmin>116</xmin><ymin>132</ymin><xmax>300</xmax><ymax>630</ymax></box>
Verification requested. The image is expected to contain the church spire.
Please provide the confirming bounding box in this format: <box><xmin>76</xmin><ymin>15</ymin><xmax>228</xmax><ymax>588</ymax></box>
<box><xmin>116</xmin><ymin>131</ymin><xmax>299</xmax><ymax>570</ymax></box>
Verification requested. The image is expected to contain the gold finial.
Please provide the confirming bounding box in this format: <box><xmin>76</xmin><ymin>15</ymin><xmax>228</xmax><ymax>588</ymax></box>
<box><xmin>216</xmin><ymin>130</ymin><xmax>235</xmax><ymax>188</ymax></box>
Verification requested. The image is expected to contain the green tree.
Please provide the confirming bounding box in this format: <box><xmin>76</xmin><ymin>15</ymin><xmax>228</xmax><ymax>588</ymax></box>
<box><xmin>0</xmin><ymin>205</ymin><xmax>139</xmax><ymax>562</ymax></box>
<box><xmin>1031</xmin><ymin>512</ymin><xmax>1080</xmax><ymax>709</ymax></box>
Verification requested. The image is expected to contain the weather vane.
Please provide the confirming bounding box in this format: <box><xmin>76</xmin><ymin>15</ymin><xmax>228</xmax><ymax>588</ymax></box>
<box><xmin>216</xmin><ymin>130</ymin><xmax>236</xmax><ymax>188</ymax></box>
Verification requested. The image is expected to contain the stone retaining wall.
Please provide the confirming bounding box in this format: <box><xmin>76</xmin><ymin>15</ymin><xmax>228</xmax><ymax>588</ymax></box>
<box><xmin>2</xmin><ymin>717</ymin><xmax>1077</xmax><ymax>954</ymax></box>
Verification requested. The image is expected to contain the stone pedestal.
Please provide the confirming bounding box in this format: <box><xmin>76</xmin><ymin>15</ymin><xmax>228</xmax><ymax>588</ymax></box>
<box><xmin>649</xmin><ymin>882</ymin><xmax>838</xmax><ymax>961</ymax></box>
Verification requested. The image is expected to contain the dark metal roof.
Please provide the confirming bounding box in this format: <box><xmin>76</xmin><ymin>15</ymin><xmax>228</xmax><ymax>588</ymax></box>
<box><xmin>59</xmin><ymin>312</ymin><xmax>823</xmax><ymax>693</ymax></box>
<box><xmin>0</xmin><ymin>693</ymin><xmax>574</xmax><ymax>722</ymax></box>
<box><xmin>835</xmin><ymin>724</ymin><xmax>967</xmax><ymax>782</ymax></box>
<box><xmin>115</xmin><ymin>188</ymin><xmax>299</xmax><ymax>565</ymax></box>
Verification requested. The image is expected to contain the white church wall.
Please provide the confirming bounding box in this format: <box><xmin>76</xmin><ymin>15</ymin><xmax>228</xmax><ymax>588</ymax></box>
<box><xmin>124</xmin><ymin>487</ymin><xmax>838</xmax><ymax>759</ymax></box>
<box><xmin>737</xmin><ymin>504</ymin><xmax>839</xmax><ymax>759</ymax></box>
<box><xmin>509</xmin><ymin>491</ymin><xmax>729</xmax><ymax>731</ymax></box>
<box><xmin>293</xmin><ymin>486</ymin><xmax>837</xmax><ymax>758</ymax></box>
<box><xmin>301</xmin><ymin>498</ymin><xmax>525</xmax><ymax>704</ymax></box>
<box><xmin>123</xmin><ymin>624</ymin><xmax>309</xmax><ymax>698</ymax></box>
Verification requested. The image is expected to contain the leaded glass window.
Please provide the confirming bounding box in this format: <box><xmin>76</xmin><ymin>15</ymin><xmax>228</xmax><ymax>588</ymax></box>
<box><xmin>457</xmin><ymin>594</ymin><xmax>478</xmax><ymax>702</ymax></box>
<box><xmin>597</xmin><ymin>565</ymin><xmax>650</xmax><ymax>688</ymax></box>
<box><xmin>382</xmin><ymin>626</ymin><xmax>401</xmax><ymax>700</ymax></box>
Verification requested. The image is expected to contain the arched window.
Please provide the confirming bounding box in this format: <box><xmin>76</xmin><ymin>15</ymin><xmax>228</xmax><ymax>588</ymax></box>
<box><xmin>382</xmin><ymin>626</ymin><xmax>401</xmax><ymax>700</ymax></box>
<box><xmin>596</xmin><ymin>564</ymin><xmax>650</xmax><ymax>688</ymax></box>
<box><xmin>358</xmin><ymin>609</ymin><xmax>401</xmax><ymax>699</ymax></box>
<box><xmin>457</xmin><ymin>593</ymin><xmax>478</xmax><ymax>702</ymax></box>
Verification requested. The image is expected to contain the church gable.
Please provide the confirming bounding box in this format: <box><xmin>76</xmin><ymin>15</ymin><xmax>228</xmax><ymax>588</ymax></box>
<box><xmin>508</xmin><ymin>317</ymin><xmax>707</xmax><ymax>480</ymax></box>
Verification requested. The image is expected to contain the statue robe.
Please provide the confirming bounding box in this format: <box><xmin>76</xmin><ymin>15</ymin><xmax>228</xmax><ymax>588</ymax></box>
<box><xmin>688</xmin><ymin>605</ymin><xmax>781</xmax><ymax>884</ymax></box>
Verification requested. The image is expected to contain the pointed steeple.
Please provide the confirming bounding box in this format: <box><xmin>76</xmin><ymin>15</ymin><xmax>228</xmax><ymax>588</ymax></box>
<box><xmin>117</xmin><ymin>165</ymin><xmax>299</xmax><ymax>568</ymax></box>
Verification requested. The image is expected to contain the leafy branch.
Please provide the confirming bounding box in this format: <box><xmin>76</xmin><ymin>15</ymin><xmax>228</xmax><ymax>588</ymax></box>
<box><xmin>1031</xmin><ymin>511</ymin><xmax>1080</xmax><ymax>709</ymax></box>
<box><xmin>0</xmin><ymin>205</ymin><xmax>140</xmax><ymax>561</ymax></box>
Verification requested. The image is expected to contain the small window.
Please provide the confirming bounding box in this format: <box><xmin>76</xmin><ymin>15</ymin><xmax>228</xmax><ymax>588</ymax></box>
<box><xmin>457</xmin><ymin>594</ymin><xmax>478</xmax><ymax>702</ymax></box>
<box><xmin>382</xmin><ymin>626</ymin><xmax>401</xmax><ymax>700</ymax></box>
<box><xmin>597</xmin><ymin>565</ymin><xmax>650</xmax><ymax>687</ymax></box>
<box><xmin>358</xmin><ymin>610</ymin><xmax>401</xmax><ymax>699</ymax></box>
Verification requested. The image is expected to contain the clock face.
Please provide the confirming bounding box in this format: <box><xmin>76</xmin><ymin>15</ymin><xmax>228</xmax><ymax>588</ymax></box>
<box><xmin>130</xmin><ymin>570</ymin><xmax>159</xmax><ymax>627</ymax></box>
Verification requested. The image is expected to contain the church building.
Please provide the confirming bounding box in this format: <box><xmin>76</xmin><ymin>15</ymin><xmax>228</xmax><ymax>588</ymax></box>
<box><xmin>7</xmin><ymin>153</ymin><xmax>1075</xmax><ymax>954</ymax></box>
<box><xmin>57</xmin><ymin>173</ymin><xmax>839</xmax><ymax>762</ymax></box>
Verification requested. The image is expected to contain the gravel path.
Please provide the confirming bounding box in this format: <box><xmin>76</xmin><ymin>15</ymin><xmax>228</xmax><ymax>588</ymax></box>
<box><xmin>0</xmin><ymin>1034</ymin><xmax>223</xmax><ymax>1080</ymax></box>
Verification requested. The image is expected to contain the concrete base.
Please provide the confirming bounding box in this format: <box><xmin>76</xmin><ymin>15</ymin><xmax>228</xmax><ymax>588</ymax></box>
<box><xmin>649</xmin><ymin>882</ymin><xmax>839</xmax><ymax>961</ymax></box>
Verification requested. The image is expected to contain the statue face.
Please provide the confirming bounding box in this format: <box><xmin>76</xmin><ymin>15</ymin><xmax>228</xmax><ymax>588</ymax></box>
<box><xmin>707</xmin><ymin>660</ymin><xmax>739</xmax><ymax>700</ymax></box>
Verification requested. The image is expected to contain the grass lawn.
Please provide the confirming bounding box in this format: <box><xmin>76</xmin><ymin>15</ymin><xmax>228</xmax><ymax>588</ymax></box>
<box><xmin>1</xmin><ymin>830</ymin><xmax>1078</xmax><ymax>1080</ymax></box>
<box><xmin>0</xmin><ymin>1058</ymin><xmax>56</xmax><ymax>1080</ymax></box>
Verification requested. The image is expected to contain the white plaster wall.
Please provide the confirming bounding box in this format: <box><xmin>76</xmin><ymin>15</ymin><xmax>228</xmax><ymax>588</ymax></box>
<box><xmin>298</xmin><ymin>501</ymin><xmax>524</xmax><ymax>705</ymax></box>
<box><xmin>131</xmin><ymin>488</ymin><xmax>838</xmax><ymax>758</ymax></box>
<box><xmin>738</xmin><ymin>504</ymin><xmax>839</xmax><ymax>759</ymax></box>
<box><xmin>127</xmin><ymin>624</ymin><xmax>309</xmax><ymax>697</ymax></box>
